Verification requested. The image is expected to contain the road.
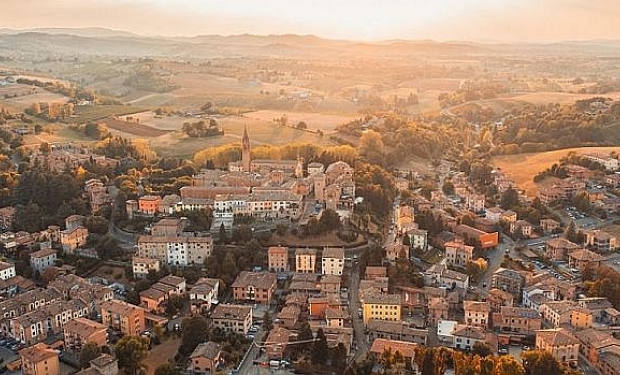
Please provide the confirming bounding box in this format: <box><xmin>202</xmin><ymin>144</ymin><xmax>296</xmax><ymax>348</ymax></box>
<box><xmin>349</xmin><ymin>259</ymin><xmax>368</xmax><ymax>361</ymax></box>
<box><xmin>477</xmin><ymin>234</ymin><xmax>515</xmax><ymax>295</ymax></box>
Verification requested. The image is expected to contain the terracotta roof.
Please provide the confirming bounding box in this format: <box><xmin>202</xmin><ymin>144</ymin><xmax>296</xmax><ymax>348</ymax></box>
<box><xmin>211</xmin><ymin>304</ymin><xmax>251</xmax><ymax>320</ymax></box>
<box><xmin>537</xmin><ymin>329</ymin><xmax>579</xmax><ymax>346</ymax></box>
<box><xmin>364</xmin><ymin>293</ymin><xmax>401</xmax><ymax>306</ymax></box>
<box><xmin>63</xmin><ymin>317</ymin><xmax>107</xmax><ymax>337</ymax></box>
<box><xmin>322</xmin><ymin>247</ymin><xmax>344</xmax><ymax>259</ymax></box>
<box><xmin>453</xmin><ymin>324</ymin><xmax>486</xmax><ymax>340</ymax></box>
<box><xmin>569</xmin><ymin>249</ymin><xmax>604</xmax><ymax>262</ymax></box>
<box><xmin>232</xmin><ymin>271</ymin><xmax>277</xmax><ymax>290</ymax></box>
<box><xmin>190</xmin><ymin>341</ymin><xmax>222</xmax><ymax>361</ymax></box>
<box><xmin>19</xmin><ymin>343</ymin><xmax>58</xmax><ymax>363</ymax></box>
<box><xmin>30</xmin><ymin>248</ymin><xmax>57</xmax><ymax>259</ymax></box>
<box><xmin>463</xmin><ymin>301</ymin><xmax>491</xmax><ymax>313</ymax></box>
<box><xmin>369</xmin><ymin>338</ymin><xmax>417</xmax><ymax>359</ymax></box>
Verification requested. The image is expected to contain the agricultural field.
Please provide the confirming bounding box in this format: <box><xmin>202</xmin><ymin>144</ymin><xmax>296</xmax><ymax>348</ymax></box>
<box><xmin>493</xmin><ymin>146</ymin><xmax>620</xmax><ymax>197</ymax></box>
<box><xmin>243</xmin><ymin>110</ymin><xmax>359</xmax><ymax>133</ymax></box>
<box><xmin>0</xmin><ymin>85</ymin><xmax>69</xmax><ymax>111</ymax></box>
<box><xmin>86</xmin><ymin>109</ymin><xmax>338</xmax><ymax>158</ymax></box>
<box><xmin>22</xmin><ymin>124</ymin><xmax>93</xmax><ymax>146</ymax></box>
<box><xmin>72</xmin><ymin>105</ymin><xmax>149</xmax><ymax>123</ymax></box>
<box><xmin>99</xmin><ymin>117</ymin><xmax>170</xmax><ymax>137</ymax></box>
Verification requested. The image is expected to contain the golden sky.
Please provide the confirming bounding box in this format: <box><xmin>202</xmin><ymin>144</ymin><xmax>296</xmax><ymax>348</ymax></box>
<box><xmin>2</xmin><ymin>0</ymin><xmax>619</xmax><ymax>42</ymax></box>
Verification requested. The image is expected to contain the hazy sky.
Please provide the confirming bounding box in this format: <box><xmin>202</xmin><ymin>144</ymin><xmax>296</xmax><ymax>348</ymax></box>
<box><xmin>2</xmin><ymin>0</ymin><xmax>619</xmax><ymax>42</ymax></box>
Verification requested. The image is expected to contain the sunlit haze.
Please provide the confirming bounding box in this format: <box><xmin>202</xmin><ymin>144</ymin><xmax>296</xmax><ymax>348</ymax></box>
<box><xmin>2</xmin><ymin>0</ymin><xmax>620</xmax><ymax>41</ymax></box>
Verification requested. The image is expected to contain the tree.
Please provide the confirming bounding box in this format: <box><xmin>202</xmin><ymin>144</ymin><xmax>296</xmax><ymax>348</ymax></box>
<box><xmin>441</xmin><ymin>181</ymin><xmax>455</xmax><ymax>196</ymax></box>
<box><xmin>331</xmin><ymin>343</ymin><xmax>348</xmax><ymax>373</ymax></box>
<box><xmin>115</xmin><ymin>336</ymin><xmax>149</xmax><ymax>375</ymax></box>
<box><xmin>179</xmin><ymin>316</ymin><xmax>209</xmax><ymax>357</ymax></box>
<box><xmin>218</xmin><ymin>222</ymin><xmax>229</xmax><ymax>244</ymax></box>
<box><xmin>494</xmin><ymin>355</ymin><xmax>525</xmax><ymax>375</ymax></box>
<box><xmin>166</xmin><ymin>294</ymin><xmax>185</xmax><ymax>318</ymax></box>
<box><xmin>311</xmin><ymin>328</ymin><xmax>328</xmax><ymax>365</ymax></box>
<box><xmin>263</xmin><ymin>311</ymin><xmax>274</xmax><ymax>331</ymax></box>
<box><xmin>79</xmin><ymin>343</ymin><xmax>102</xmax><ymax>369</ymax></box>
<box><xmin>500</xmin><ymin>187</ymin><xmax>520</xmax><ymax>210</ymax></box>
<box><xmin>521</xmin><ymin>350</ymin><xmax>563</xmax><ymax>375</ymax></box>
<box><xmin>319</xmin><ymin>208</ymin><xmax>341</xmax><ymax>232</ymax></box>
<box><xmin>359</xmin><ymin>130</ymin><xmax>384</xmax><ymax>165</ymax></box>
<box><xmin>154</xmin><ymin>362</ymin><xmax>181</xmax><ymax>375</ymax></box>
<box><xmin>472</xmin><ymin>341</ymin><xmax>492</xmax><ymax>358</ymax></box>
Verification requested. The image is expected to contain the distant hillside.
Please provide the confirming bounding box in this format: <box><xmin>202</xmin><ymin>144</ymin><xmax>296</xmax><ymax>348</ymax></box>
<box><xmin>0</xmin><ymin>28</ymin><xmax>619</xmax><ymax>59</ymax></box>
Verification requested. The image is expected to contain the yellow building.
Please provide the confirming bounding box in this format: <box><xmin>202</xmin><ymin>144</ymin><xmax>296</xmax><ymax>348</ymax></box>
<box><xmin>295</xmin><ymin>248</ymin><xmax>316</xmax><ymax>274</ymax></box>
<box><xmin>571</xmin><ymin>307</ymin><xmax>593</xmax><ymax>329</ymax></box>
<box><xmin>362</xmin><ymin>293</ymin><xmax>401</xmax><ymax>326</ymax></box>
<box><xmin>19</xmin><ymin>343</ymin><xmax>60</xmax><ymax>375</ymax></box>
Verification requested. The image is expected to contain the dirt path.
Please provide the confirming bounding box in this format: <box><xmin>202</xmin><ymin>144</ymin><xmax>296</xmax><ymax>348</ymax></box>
<box><xmin>144</xmin><ymin>336</ymin><xmax>182</xmax><ymax>375</ymax></box>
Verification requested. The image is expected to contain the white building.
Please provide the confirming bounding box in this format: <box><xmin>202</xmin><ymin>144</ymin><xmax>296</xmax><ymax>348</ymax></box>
<box><xmin>0</xmin><ymin>261</ymin><xmax>15</xmax><ymax>280</ymax></box>
<box><xmin>322</xmin><ymin>247</ymin><xmax>344</xmax><ymax>276</ymax></box>
<box><xmin>406</xmin><ymin>229</ymin><xmax>428</xmax><ymax>252</ymax></box>
<box><xmin>29</xmin><ymin>249</ymin><xmax>58</xmax><ymax>273</ymax></box>
<box><xmin>132</xmin><ymin>257</ymin><xmax>160</xmax><ymax>279</ymax></box>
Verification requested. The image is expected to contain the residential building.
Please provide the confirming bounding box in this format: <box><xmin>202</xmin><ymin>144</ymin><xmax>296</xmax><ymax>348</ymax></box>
<box><xmin>276</xmin><ymin>305</ymin><xmax>300</xmax><ymax>330</ymax></box>
<box><xmin>362</xmin><ymin>293</ymin><xmax>401</xmax><ymax>326</ymax></box>
<box><xmin>584</xmin><ymin>230</ymin><xmax>617</xmax><ymax>253</ymax></box>
<box><xmin>463</xmin><ymin>301</ymin><xmax>491</xmax><ymax>329</ymax></box>
<box><xmin>568</xmin><ymin>249</ymin><xmax>604</xmax><ymax>273</ymax></box>
<box><xmin>268</xmin><ymin>246</ymin><xmax>289</xmax><ymax>273</ymax></box>
<box><xmin>159</xmin><ymin>275</ymin><xmax>186</xmax><ymax>295</ymax></box>
<box><xmin>99</xmin><ymin>300</ymin><xmax>145</xmax><ymax>336</ymax></box>
<box><xmin>367</xmin><ymin>319</ymin><xmax>428</xmax><ymax>345</ymax></box>
<box><xmin>11</xmin><ymin>300</ymin><xmax>90</xmax><ymax>345</ymax></box>
<box><xmin>385</xmin><ymin>243</ymin><xmax>409</xmax><ymax>262</ymax></box>
<box><xmin>492</xmin><ymin>307</ymin><xmax>542</xmax><ymax>335</ymax></box>
<box><xmin>60</xmin><ymin>226</ymin><xmax>89</xmax><ymax>254</ymax></box>
<box><xmin>0</xmin><ymin>261</ymin><xmax>16</xmax><ymax>280</ymax></box>
<box><xmin>536</xmin><ymin>329</ymin><xmax>580</xmax><ymax>365</ymax></box>
<box><xmin>365</xmin><ymin>266</ymin><xmax>387</xmax><ymax>280</ymax></box>
<box><xmin>190</xmin><ymin>342</ymin><xmax>223</xmax><ymax>375</ymax></box>
<box><xmin>487</xmin><ymin>288</ymin><xmax>514</xmax><ymax>312</ymax></box>
<box><xmin>139</xmin><ymin>288</ymin><xmax>166</xmax><ymax>313</ymax></box>
<box><xmin>369</xmin><ymin>339</ymin><xmax>418</xmax><ymax>368</ymax></box>
<box><xmin>427</xmin><ymin>298</ymin><xmax>450</xmax><ymax>326</ymax></box>
<box><xmin>453</xmin><ymin>224</ymin><xmax>498</xmax><ymax>249</ymax></box>
<box><xmin>510</xmin><ymin>220</ymin><xmax>532</xmax><ymax>238</ymax></box>
<box><xmin>578</xmin><ymin>297</ymin><xmax>613</xmax><ymax>322</ymax></box>
<box><xmin>540</xmin><ymin>301</ymin><xmax>592</xmax><ymax>329</ymax></box>
<box><xmin>540</xmin><ymin>218</ymin><xmax>561</xmax><ymax>233</ymax></box>
<box><xmin>491</xmin><ymin>268</ymin><xmax>525</xmax><ymax>301</ymax></box>
<box><xmin>405</xmin><ymin>229</ymin><xmax>428</xmax><ymax>252</ymax></box>
<box><xmin>584</xmin><ymin>153</ymin><xmax>620</xmax><ymax>171</ymax></box>
<box><xmin>453</xmin><ymin>324</ymin><xmax>486</xmax><ymax>351</ymax></box>
<box><xmin>325</xmin><ymin>307</ymin><xmax>349</xmax><ymax>328</ymax></box>
<box><xmin>138</xmin><ymin>195</ymin><xmax>161</xmax><ymax>215</ymax></box>
<box><xmin>210</xmin><ymin>304</ymin><xmax>252</xmax><ymax>335</ymax></box>
<box><xmin>265</xmin><ymin>327</ymin><xmax>291</xmax><ymax>360</ymax></box>
<box><xmin>189</xmin><ymin>278</ymin><xmax>220</xmax><ymax>311</ymax></box>
<box><xmin>295</xmin><ymin>248</ymin><xmax>317</xmax><ymax>273</ymax></box>
<box><xmin>322</xmin><ymin>247</ymin><xmax>344</xmax><ymax>275</ymax></box>
<box><xmin>75</xmin><ymin>354</ymin><xmax>119</xmax><ymax>375</ymax></box>
<box><xmin>466</xmin><ymin>194</ymin><xmax>485</xmax><ymax>213</ymax></box>
<box><xmin>423</xmin><ymin>264</ymin><xmax>470</xmax><ymax>290</ymax></box>
<box><xmin>485</xmin><ymin>207</ymin><xmax>505</xmax><ymax>223</ymax></box>
<box><xmin>545</xmin><ymin>238</ymin><xmax>581</xmax><ymax>261</ymax></box>
<box><xmin>575</xmin><ymin>329</ymin><xmax>620</xmax><ymax>375</ymax></box>
<box><xmin>444</xmin><ymin>241</ymin><xmax>473</xmax><ymax>267</ymax></box>
<box><xmin>63</xmin><ymin>318</ymin><xmax>108</xmax><ymax>353</ymax></box>
<box><xmin>231</xmin><ymin>271</ymin><xmax>277</xmax><ymax>304</ymax></box>
<box><xmin>29</xmin><ymin>249</ymin><xmax>57</xmax><ymax>273</ymax></box>
<box><xmin>131</xmin><ymin>257</ymin><xmax>160</xmax><ymax>279</ymax></box>
<box><xmin>19</xmin><ymin>343</ymin><xmax>60</xmax><ymax>375</ymax></box>
<box><xmin>500</xmin><ymin>210</ymin><xmax>518</xmax><ymax>223</ymax></box>
<box><xmin>136</xmin><ymin>234</ymin><xmax>213</xmax><ymax>267</ymax></box>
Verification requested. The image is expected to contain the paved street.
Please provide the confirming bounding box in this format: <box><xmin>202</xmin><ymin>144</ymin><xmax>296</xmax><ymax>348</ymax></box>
<box><xmin>349</xmin><ymin>260</ymin><xmax>368</xmax><ymax>361</ymax></box>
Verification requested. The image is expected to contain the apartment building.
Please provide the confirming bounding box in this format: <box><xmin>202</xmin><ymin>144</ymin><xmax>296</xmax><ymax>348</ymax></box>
<box><xmin>210</xmin><ymin>304</ymin><xmax>252</xmax><ymax>335</ymax></box>
<box><xmin>322</xmin><ymin>247</ymin><xmax>344</xmax><ymax>275</ymax></box>
<box><xmin>0</xmin><ymin>261</ymin><xmax>16</xmax><ymax>280</ymax></box>
<box><xmin>295</xmin><ymin>248</ymin><xmax>317</xmax><ymax>273</ymax></box>
<box><xmin>536</xmin><ymin>329</ymin><xmax>580</xmax><ymax>366</ymax></box>
<box><xmin>63</xmin><ymin>317</ymin><xmax>108</xmax><ymax>353</ymax></box>
<box><xmin>29</xmin><ymin>249</ymin><xmax>57</xmax><ymax>273</ymax></box>
<box><xmin>444</xmin><ymin>241</ymin><xmax>473</xmax><ymax>267</ymax></box>
<box><xmin>362</xmin><ymin>293</ymin><xmax>401</xmax><ymax>326</ymax></box>
<box><xmin>20</xmin><ymin>343</ymin><xmax>60</xmax><ymax>375</ymax></box>
<box><xmin>463</xmin><ymin>301</ymin><xmax>491</xmax><ymax>329</ymax></box>
<box><xmin>231</xmin><ymin>271</ymin><xmax>277</xmax><ymax>304</ymax></box>
<box><xmin>491</xmin><ymin>268</ymin><xmax>525</xmax><ymax>301</ymax></box>
<box><xmin>131</xmin><ymin>257</ymin><xmax>160</xmax><ymax>279</ymax></box>
<box><xmin>267</xmin><ymin>246</ymin><xmax>289</xmax><ymax>273</ymax></box>
<box><xmin>99</xmin><ymin>300</ymin><xmax>145</xmax><ymax>337</ymax></box>
<box><xmin>492</xmin><ymin>306</ymin><xmax>542</xmax><ymax>335</ymax></box>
